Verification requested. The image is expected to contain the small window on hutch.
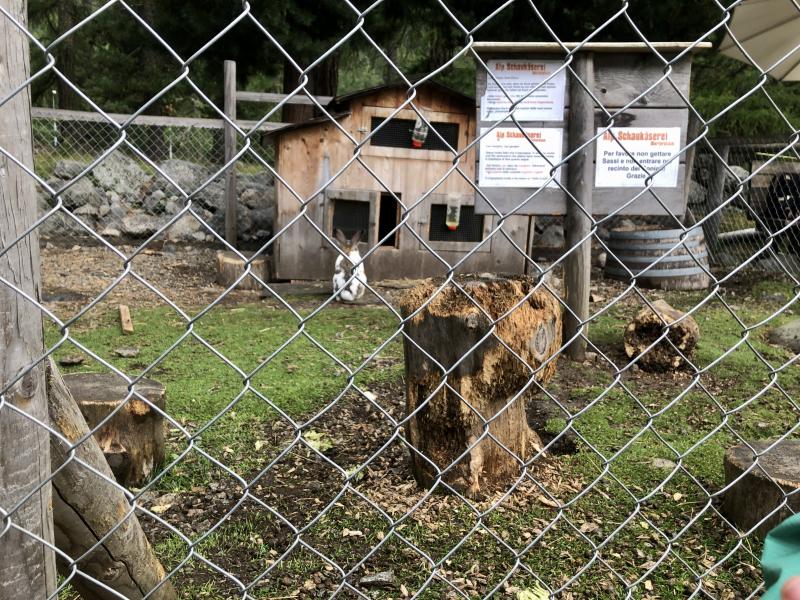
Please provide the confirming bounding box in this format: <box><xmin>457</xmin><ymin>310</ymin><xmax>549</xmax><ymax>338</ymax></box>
<box><xmin>428</xmin><ymin>204</ymin><xmax>484</xmax><ymax>242</ymax></box>
<box><xmin>370</xmin><ymin>117</ymin><xmax>459</xmax><ymax>151</ymax></box>
<box><xmin>332</xmin><ymin>199</ymin><xmax>370</xmax><ymax>244</ymax></box>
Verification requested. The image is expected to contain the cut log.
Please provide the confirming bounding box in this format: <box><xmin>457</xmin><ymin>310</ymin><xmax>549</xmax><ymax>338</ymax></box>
<box><xmin>62</xmin><ymin>373</ymin><xmax>166</xmax><ymax>487</ymax></box>
<box><xmin>722</xmin><ymin>440</ymin><xmax>800</xmax><ymax>539</ymax></box>
<box><xmin>399</xmin><ymin>275</ymin><xmax>562</xmax><ymax>498</ymax></box>
<box><xmin>215</xmin><ymin>250</ymin><xmax>269</xmax><ymax>291</ymax></box>
<box><xmin>623</xmin><ymin>299</ymin><xmax>699</xmax><ymax>371</ymax></box>
<box><xmin>47</xmin><ymin>358</ymin><xmax>177</xmax><ymax>599</ymax></box>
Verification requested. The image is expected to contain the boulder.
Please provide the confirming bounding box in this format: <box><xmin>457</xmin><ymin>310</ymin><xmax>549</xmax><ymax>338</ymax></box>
<box><xmin>688</xmin><ymin>179</ymin><xmax>707</xmax><ymax>207</ymax></box>
<box><xmin>768</xmin><ymin>319</ymin><xmax>800</xmax><ymax>353</ymax></box>
<box><xmin>237</xmin><ymin>172</ymin><xmax>272</xmax><ymax>195</ymax></box>
<box><xmin>52</xmin><ymin>159</ymin><xmax>87</xmax><ymax>180</ymax></box>
<box><xmin>91</xmin><ymin>153</ymin><xmax>146</xmax><ymax>199</ymax></box>
<box><xmin>241</xmin><ymin>188</ymin><xmax>262</xmax><ymax>210</ymax></box>
<box><xmin>143</xmin><ymin>189</ymin><xmax>167</xmax><ymax>214</ymax></box>
<box><xmin>154</xmin><ymin>159</ymin><xmax>211</xmax><ymax>196</ymax></box>
<box><xmin>725</xmin><ymin>165</ymin><xmax>750</xmax><ymax>208</ymax></box>
<box><xmin>164</xmin><ymin>198</ymin><xmax>181</xmax><ymax>216</ymax></box>
<box><xmin>74</xmin><ymin>203</ymin><xmax>99</xmax><ymax>219</ymax></box>
<box><xmin>121</xmin><ymin>211</ymin><xmax>160</xmax><ymax>237</ymax></box>
<box><xmin>49</xmin><ymin>177</ymin><xmax>102</xmax><ymax>211</ymax></box>
<box><xmin>249</xmin><ymin>207</ymin><xmax>274</xmax><ymax>237</ymax></box>
<box><xmin>724</xmin><ymin>165</ymin><xmax>749</xmax><ymax>191</ymax></box>
<box><xmin>194</xmin><ymin>177</ymin><xmax>225</xmax><ymax>212</ymax></box>
<box><xmin>167</xmin><ymin>215</ymin><xmax>203</xmax><ymax>241</ymax></box>
<box><xmin>40</xmin><ymin>211</ymin><xmax>84</xmax><ymax>236</ymax></box>
<box><xmin>100</xmin><ymin>227</ymin><xmax>121</xmax><ymax>239</ymax></box>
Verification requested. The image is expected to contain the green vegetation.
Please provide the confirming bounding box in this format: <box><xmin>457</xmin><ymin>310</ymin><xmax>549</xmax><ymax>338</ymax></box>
<box><xmin>29</xmin><ymin>1</ymin><xmax>800</xmax><ymax>137</ymax></box>
<box><xmin>49</xmin><ymin>279</ymin><xmax>799</xmax><ymax>598</ymax></box>
<box><xmin>46</xmin><ymin>301</ymin><xmax>403</xmax><ymax>490</ymax></box>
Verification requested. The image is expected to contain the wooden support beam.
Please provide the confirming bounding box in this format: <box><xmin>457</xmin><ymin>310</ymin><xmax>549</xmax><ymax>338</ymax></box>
<box><xmin>224</xmin><ymin>60</ymin><xmax>238</xmax><ymax>247</ymax></box>
<box><xmin>703</xmin><ymin>143</ymin><xmax>730</xmax><ymax>258</ymax></box>
<box><xmin>30</xmin><ymin>107</ymin><xmax>288</xmax><ymax>132</ymax></box>
<box><xmin>236</xmin><ymin>91</ymin><xmax>333</xmax><ymax>105</ymax></box>
<box><xmin>0</xmin><ymin>1</ymin><xmax>57</xmax><ymax>597</ymax></box>
<box><xmin>563</xmin><ymin>52</ymin><xmax>595</xmax><ymax>361</ymax></box>
<box><xmin>682</xmin><ymin>111</ymin><xmax>703</xmax><ymax>216</ymax></box>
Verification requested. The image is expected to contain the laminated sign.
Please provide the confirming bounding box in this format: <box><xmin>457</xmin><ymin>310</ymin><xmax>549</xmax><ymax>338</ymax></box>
<box><xmin>595</xmin><ymin>127</ymin><xmax>681</xmax><ymax>188</ymax></box>
<box><xmin>478</xmin><ymin>127</ymin><xmax>563</xmax><ymax>188</ymax></box>
<box><xmin>481</xmin><ymin>59</ymin><xmax>566</xmax><ymax>122</ymax></box>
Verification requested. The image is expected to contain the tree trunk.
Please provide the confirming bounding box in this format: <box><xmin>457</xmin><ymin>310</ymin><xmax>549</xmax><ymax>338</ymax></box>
<box><xmin>722</xmin><ymin>440</ymin><xmax>800</xmax><ymax>539</ymax></box>
<box><xmin>47</xmin><ymin>359</ymin><xmax>177</xmax><ymax>600</ymax></box>
<box><xmin>399</xmin><ymin>275</ymin><xmax>562</xmax><ymax>498</ymax></box>
<box><xmin>62</xmin><ymin>372</ymin><xmax>167</xmax><ymax>488</ymax></box>
<box><xmin>0</xmin><ymin>0</ymin><xmax>57</xmax><ymax>596</ymax></box>
<box><xmin>623</xmin><ymin>299</ymin><xmax>699</xmax><ymax>371</ymax></box>
<box><xmin>282</xmin><ymin>54</ymin><xmax>339</xmax><ymax>123</ymax></box>
<box><xmin>56</xmin><ymin>1</ymin><xmax>80</xmax><ymax>110</ymax></box>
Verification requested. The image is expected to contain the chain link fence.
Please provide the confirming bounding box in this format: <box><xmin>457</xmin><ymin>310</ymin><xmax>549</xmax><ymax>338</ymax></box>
<box><xmin>689</xmin><ymin>137</ymin><xmax>800</xmax><ymax>277</ymax></box>
<box><xmin>2</xmin><ymin>1</ymin><xmax>800</xmax><ymax>600</ymax></box>
<box><xmin>31</xmin><ymin>108</ymin><xmax>275</xmax><ymax>244</ymax></box>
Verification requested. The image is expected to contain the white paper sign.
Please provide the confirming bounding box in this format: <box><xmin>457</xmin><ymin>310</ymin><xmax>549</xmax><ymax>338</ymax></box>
<box><xmin>595</xmin><ymin>127</ymin><xmax>681</xmax><ymax>188</ymax></box>
<box><xmin>481</xmin><ymin>59</ymin><xmax>566</xmax><ymax>122</ymax></box>
<box><xmin>478</xmin><ymin>127</ymin><xmax>563</xmax><ymax>188</ymax></box>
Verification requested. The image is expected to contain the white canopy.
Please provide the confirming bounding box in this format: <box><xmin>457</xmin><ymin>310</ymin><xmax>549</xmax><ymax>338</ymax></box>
<box><xmin>718</xmin><ymin>0</ymin><xmax>800</xmax><ymax>81</ymax></box>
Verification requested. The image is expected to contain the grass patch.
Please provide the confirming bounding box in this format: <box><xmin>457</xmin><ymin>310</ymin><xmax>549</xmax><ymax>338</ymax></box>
<box><xmin>50</xmin><ymin>280</ymin><xmax>798</xmax><ymax>599</ymax></box>
<box><xmin>46</xmin><ymin>301</ymin><xmax>403</xmax><ymax>491</ymax></box>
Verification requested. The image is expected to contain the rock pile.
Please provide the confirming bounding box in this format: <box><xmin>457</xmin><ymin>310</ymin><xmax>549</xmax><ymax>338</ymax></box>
<box><xmin>38</xmin><ymin>153</ymin><xmax>276</xmax><ymax>243</ymax></box>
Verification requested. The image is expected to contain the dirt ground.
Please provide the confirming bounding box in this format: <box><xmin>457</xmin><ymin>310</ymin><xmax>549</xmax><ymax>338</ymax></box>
<box><xmin>39</xmin><ymin>239</ymin><xmax>644</xmax><ymax>316</ymax></box>
<box><xmin>40</xmin><ymin>240</ymin><xmax>431</xmax><ymax>317</ymax></box>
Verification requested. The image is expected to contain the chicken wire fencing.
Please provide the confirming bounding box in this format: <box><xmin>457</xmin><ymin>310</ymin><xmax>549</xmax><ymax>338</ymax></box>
<box><xmin>2</xmin><ymin>1</ymin><xmax>800</xmax><ymax>600</ymax></box>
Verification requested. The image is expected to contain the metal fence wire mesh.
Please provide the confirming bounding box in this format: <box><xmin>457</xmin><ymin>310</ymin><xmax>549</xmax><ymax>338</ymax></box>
<box><xmin>2</xmin><ymin>1</ymin><xmax>800</xmax><ymax>599</ymax></box>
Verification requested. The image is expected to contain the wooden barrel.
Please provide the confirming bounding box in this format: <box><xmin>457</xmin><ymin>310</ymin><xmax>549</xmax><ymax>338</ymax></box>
<box><xmin>604</xmin><ymin>227</ymin><xmax>711</xmax><ymax>290</ymax></box>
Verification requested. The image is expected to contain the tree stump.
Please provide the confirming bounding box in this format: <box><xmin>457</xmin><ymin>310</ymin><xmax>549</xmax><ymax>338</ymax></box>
<box><xmin>215</xmin><ymin>250</ymin><xmax>269</xmax><ymax>290</ymax></box>
<box><xmin>62</xmin><ymin>373</ymin><xmax>166</xmax><ymax>487</ymax></box>
<box><xmin>399</xmin><ymin>275</ymin><xmax>562</xmax><ymax>498</ymax></box>
<box><xmin>47</xmin><ymin>359</ymin><xmax>177</xmax><ymax>599</ymax></box>
<box><xmin>624</xmin><ymin>299</ymin><xmax>699</xmax><ymax>371</ymax></box>
<box><xmin>722</xmin><ymin>440</ymin><xmax>800</xmax><ymax>539</ymax></box>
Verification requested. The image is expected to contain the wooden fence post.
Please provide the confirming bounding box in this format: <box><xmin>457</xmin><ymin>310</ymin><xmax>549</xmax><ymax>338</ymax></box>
<box><xmin>224</xmin><ymin>59</ymin><xmax>238</xmax><ymax>246</ymax></box>
<box><xmin>703</xmin><ymin>143</ymin><xmax>730</xmax><ymax>257</ymax></box>
<box><xmin>0</xmin><ymin>0</ymin><xmax>57</xmax><ymax>597</ymax></box>
<box><xmin>563</xmin><ymin>52</ymin><xmax>595</xmax><ymax>361</ymax></box>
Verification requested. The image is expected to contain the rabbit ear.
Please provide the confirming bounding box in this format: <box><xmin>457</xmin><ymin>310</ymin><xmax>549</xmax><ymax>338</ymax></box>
<box><xmin>334</xmin><ymin>229</ymin><xmax>347</xmax><ymax>245</ymax></box>
<box><xmin>350</xmin><ymin>229</ymin><xmax>362</xmax><ymax>245</ymax></box>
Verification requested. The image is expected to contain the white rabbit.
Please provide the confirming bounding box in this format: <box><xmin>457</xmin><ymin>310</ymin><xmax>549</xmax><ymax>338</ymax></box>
<box><xmin>332</xmin><ymin>228</ymin><xmax>367</xmax><ymax>302</ymax></box>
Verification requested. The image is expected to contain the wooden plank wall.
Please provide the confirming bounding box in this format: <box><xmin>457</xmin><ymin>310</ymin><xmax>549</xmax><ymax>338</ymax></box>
<box><xmin>473</xmin><ymin>52</ymin><xmax>693</xmax><ymax>217</ymax></box>
<box><xmin>274</xmin><ymin>86</ymin><xmax>530</xmax><ymax>281</ymax></box>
